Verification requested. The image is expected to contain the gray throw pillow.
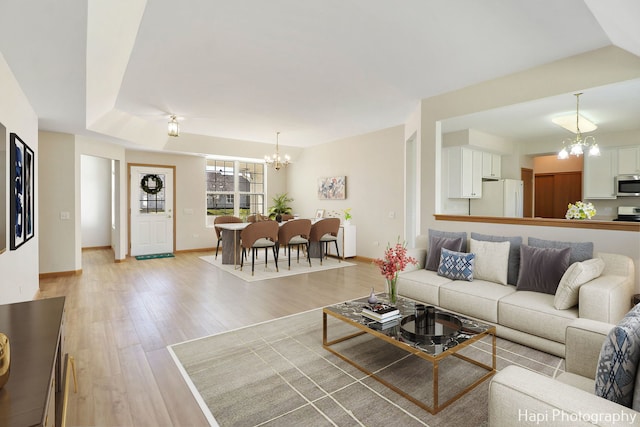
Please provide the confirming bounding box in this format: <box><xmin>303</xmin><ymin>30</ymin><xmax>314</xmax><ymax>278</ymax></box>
<box><xmin>425</xmin><ymin>236</ymin><xmax>463</xmax><ymax>271</ymax></box>
<box><xmin>428</xmin><ymin>229</ymin><xmax>468</xmax><ymax>252</ymax></box>
<box><xmin>528</xmin><ymin>237</ymin><xmax>593</xmax><ymax>266</ymax></box>
<box><xmin>516</xmin><ymin>244</ymin><xmax>570</xmax><ymax>295</ymax></box>
<box><xmin>471</xmin><ymin>232</ymin><xmax>522</xmax><ymax>286</ymax></box>
<box><xmin>595</xmin><ymin>309</ymin><xmax>640</xmax><ymax>409</ymax></box>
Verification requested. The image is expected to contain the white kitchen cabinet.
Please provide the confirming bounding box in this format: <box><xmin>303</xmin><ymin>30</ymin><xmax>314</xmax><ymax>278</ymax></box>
<box><xmin>583</xmin><ymin>148</ymin><xmax>617</xmax><ymax>199</ymax></box>
<box><xmin>617</xmin><ymin>146</ymin><xmax>640</xmax><ymax>175</ymax></box>
<box><xmin>448</xmin><ymin>147</ymin><xmax>482</xmax><ymax>198</ymax></box>
<box><xmin>482</xmin><ymin>152</ymin><xmax>501</xmax><ymax>180</ymax></box>
<box><xmin>328</xmin><ymin>224</ymin><xmax>356</xmax><ymax>259</ymax></box>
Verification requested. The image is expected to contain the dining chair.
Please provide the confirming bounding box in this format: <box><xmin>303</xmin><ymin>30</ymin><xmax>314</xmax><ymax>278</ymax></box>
<box><xmin>214</xmin><ymin>215</ymin><xmax>243</xmax><ymax>259</ymax></box>
<box><xmin>277</xmin><ymin>219</ymin><xmax>312</xmax><ymax>270</ymax></box>
<box><xmin>280</xmin><ymin>214</ymin><xmax>295</xmax><ymax>221</ymax></box>
<box><xmin>309</xmin><ymin>218</ymin><xmax>341</xmax><ymax>265</ymax></box>
<box><xmin>240</xmin><ymin>221</ymin><xmax>279</xmax><ymax>276</ymax></box>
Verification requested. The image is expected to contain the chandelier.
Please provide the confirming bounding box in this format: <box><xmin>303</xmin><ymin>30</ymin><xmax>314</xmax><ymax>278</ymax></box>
<box><xmin>168</xmin><ymin>115</ymin><xmax>180</xmax><ymax>137</ymax></box>
<box><xmin>264</xmin><ymin>132</ymin><xmax>290</xmax><ymax>171</ymax></box>
<box><xmin>557</xmin><ymin>93</ymin><xmax>599</xmax><ymax>159</ymax></box>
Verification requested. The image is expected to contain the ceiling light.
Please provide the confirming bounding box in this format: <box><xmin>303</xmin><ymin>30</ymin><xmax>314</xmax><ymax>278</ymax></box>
<box><xmin>557</xmin><ymin>93</ymin><xmax>600</xmax><ymax>160</ymax></box>
<box><xmin>264</xmin><ymin>131</ymin><xmax>290</xmax><ymax>171</ymax></box>
<box><xmin>168</xmin><ymin>115</ymin><xmax>180</xmax><ymax>137</ymax></box>
<box><xmin>552</xmin><ymin>114</ymin><xmax>597</xmax><ymax>133</ymax></box>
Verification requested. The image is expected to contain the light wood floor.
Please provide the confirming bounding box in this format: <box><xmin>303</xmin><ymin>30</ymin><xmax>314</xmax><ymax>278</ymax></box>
<box><xmin>37</xmin><ymin>249</ymin><xmax>381</xmax><ymax>426</ymax></box>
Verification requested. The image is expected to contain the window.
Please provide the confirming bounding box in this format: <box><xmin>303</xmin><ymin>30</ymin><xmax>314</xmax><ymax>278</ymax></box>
<box><xmin>206</xmin><ymin>159</ymin><xmax>265</xmax><ymax>225</ymax></box>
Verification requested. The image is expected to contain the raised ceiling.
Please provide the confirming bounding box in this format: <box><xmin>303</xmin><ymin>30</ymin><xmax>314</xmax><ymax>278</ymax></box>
<box><xmin>0</xmin><ymin>1</ymin><xmax>639</xmax><ymax>148</ymax></box>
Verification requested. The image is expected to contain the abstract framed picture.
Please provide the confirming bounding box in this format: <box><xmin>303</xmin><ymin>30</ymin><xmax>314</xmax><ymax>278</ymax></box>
<box><xmin>24</xmin><ymin>143</ymin><xmax>34</xmax><ymax>242</ymax></box>
<box><xmin>9</xmin><ymin>133</ymin><xmax>34</xmax><ymax>250</ymax></box>
<box><xmin>317</xmin><ymin>176</ymin><xmax>346</xmax><ymax>200</ymax></box>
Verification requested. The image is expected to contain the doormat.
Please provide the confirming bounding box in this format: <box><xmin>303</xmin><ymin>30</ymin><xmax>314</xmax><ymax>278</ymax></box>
<box><xmin>135</xmin><ymin>253</ymin><xmax>175</xmax><ymax>260</ymax></box>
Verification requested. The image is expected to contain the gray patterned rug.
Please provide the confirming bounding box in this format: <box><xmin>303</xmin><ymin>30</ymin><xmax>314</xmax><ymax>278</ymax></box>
<box><xmin>169</xmin><ymin>308</ymin><xmax>564</xmax><ymax>426</ymax></box>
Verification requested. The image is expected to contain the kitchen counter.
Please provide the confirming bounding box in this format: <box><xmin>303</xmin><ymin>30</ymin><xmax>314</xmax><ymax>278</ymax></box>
<box><xmin>434</xmin><ymin>215</ymin><xmax>640</xmax><ymax>232</ymax></box>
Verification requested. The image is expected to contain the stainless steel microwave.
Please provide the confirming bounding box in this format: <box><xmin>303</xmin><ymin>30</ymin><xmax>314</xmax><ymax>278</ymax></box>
<box><xmin>616</xmin><ymin>175</ymin><xmax>640</xmax><ymax>197</ymax></box>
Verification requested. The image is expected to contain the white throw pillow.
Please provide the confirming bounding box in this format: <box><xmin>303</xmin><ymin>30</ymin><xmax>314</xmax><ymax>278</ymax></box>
<box><xmin>554</xmin><ymin>258</ymin><xmax>605</xmax><ymax>309</ymax></box>
<box><xmin>469</xmin><ymin>238</ymin><xmax>510</xmax><ymax>285</ymax></box>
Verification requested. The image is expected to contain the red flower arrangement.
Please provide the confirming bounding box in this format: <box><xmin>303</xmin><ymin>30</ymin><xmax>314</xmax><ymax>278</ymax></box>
<box><xmin>373</xmin><ymin>240</ymin><xmax>417</xmax><ymax>279</ymax></box>
<box><xmin>373</xmin><ymin>240</ymin><xmax>417</xmax><ymax>303</ymax></box>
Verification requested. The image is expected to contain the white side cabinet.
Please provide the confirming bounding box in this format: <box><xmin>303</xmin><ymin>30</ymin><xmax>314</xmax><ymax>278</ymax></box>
<box><xmin>448</xmin><ymin>146</ymin><xmax>482</xmax><ymax>198</ymax></box>
<box><xmin>618</xmin><ymin>146</ymin><xmax>640</xmax><ymax>175</ymax></box>
<box><xmin>482</xmin><ymin>152</ymin><xmax>501</xmax><ymax>180</ymax></box>
<box><xmin>584</xmin><ymin>149</ymin><xmax>617</xmax><ymax>199</ymax></box>
<box><xmin>328</xmin><ymin>224</ymin><xmax>356</xmax><ymax>259</ymax></box>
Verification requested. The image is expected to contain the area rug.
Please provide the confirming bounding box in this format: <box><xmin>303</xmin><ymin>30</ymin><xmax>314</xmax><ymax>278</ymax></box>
<box><xmin>135</xmin><ymin>253</ymin><xmax>175</xmax><ymax>260</ymax></box>
<box><xmin>169</xmin><ymin>308</ymin><xmax>564</xmax><ymax>427</ymax></box>
<box><xmin>199</xmin><ymin>254</ymin><xmax>355</xmax><ymax>282</ymax></box>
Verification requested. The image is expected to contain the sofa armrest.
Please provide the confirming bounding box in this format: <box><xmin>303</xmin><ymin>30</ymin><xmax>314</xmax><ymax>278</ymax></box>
<box><xmin>579</xmin><ymin>275</ymin><xmax>632</xmax><ymax>324</ymax></box>
<box><xmin>489</xmin><ymin>366</ymin><xmax>639</xmax><ymax>426</ymax></box>
<box><xmin>565</xmin><ymin>318</ymin><xmax>614</xmax><ymax>379</ymax></box>
<box><xmin>403</xmin><ymin>248</ymin><xmax>427</xmax><ymax>272</ymax></box>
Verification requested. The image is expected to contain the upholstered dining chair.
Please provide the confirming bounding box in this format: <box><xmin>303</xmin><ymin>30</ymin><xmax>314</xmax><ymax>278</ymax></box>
<box><xmin>240</xmin><ymin>220</ymin><xmax>279</xmax><ymax>276</ymax></box>
<box><xmin>214</xmin><ymin>215</ymin><xmax>243</xmax><ymax>259</ymax></box>
<box><xmin>277</xmin><ymin>219</ymin><xmax>312</xmax><ymax>270</ymax></box>
<box><xmin>309</xmin><ymin>218</ymin><xmax>341</xmax><ymax>265</ymax></box>
<box><xmin>280</xmin><ymin>214</ymin><xmax>295</xmax><ymax>221</ymax></box>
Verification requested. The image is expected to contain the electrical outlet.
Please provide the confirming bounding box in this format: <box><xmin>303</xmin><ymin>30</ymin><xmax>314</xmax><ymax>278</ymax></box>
<box><xmin>60</xmin><ymin>211</ymin><xmax>70</xmax><ymax>220</ymax></box>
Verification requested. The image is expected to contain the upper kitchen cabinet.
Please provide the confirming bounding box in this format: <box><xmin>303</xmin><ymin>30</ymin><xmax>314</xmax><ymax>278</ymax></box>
<box><xmin>448</xmin><ymin>146</ymin><xmax>482</xmax><ymax>198</ymax></box>
<box><xmin>618</xmin><ymin>146</ymin><xmax>640</xmax><ymax>175</ymax></box>
<box><xmin>482</xmin><ymin>152</ymin><xmax>501</xmax><ymax>180</ymax></box>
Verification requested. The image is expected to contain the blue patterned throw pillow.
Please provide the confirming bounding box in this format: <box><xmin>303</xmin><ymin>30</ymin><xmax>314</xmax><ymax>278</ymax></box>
<box><xmin>595</xmin><ymin>311</ymin><xmax>640</xmax><ymax>408</ymax></box>
<box><xmin>437</xmin><ymin>248</ymin><xmax>475</xmax><ymax>281</ymax></box>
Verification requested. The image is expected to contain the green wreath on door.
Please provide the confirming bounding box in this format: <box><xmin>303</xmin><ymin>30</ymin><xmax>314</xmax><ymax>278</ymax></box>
<box><xmin>140</xmin><ymin>174</ymin><xmax>163</xmax><ymax>195</ymax></box>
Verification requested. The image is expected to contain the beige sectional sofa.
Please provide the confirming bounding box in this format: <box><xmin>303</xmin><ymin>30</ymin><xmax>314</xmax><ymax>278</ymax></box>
<box><xmin>398</xmin><ymin>232</ymin><xmax>635</xmax><ymax>357</ymax></box>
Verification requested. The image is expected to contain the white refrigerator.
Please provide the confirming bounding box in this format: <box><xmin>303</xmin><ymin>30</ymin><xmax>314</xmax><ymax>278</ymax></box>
<box><xmin>470</xmin><ymin>179</ymin><xmax>524</xmax><ymax>217</ymax></box>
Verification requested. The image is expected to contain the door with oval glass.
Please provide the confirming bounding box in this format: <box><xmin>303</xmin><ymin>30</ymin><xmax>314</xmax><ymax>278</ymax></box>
<box><xmin>129</xmin><ymin>165</ymin><xmax>174</xmax><ymax>256</ymax></box>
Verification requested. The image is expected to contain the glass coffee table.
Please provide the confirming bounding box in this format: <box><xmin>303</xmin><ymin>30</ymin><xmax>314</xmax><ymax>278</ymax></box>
<box><xmin>322</xmin><ymin>294</ymin><xmax>496</xmax><ymax>414</ymax></box>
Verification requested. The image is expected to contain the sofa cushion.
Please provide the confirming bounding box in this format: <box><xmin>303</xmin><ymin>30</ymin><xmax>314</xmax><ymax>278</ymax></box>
<box><xmin>554</xmin><ymin>258</ymin><xmax>606</xmax><ymax>310</ymax></box>
<box><xmin>470</xmin><ymin>238</ymin><xmax>510</xmax><ymax>285</ymax></box>
<box><xmin>595</xmin><ymin>308</ymin><xmax>640</xmax><ymax>409</ymax></box>
<box><xmin>470</xmin><ymin>232</ymin><xmax>522</xmax><ymax>286</ymax></box>
<box><xmin>425</xmin><ymin>236</ymin><xmax>463</xmax><ymax>271</ymax></box>
<box><xmin>498</xmin><ymin>291</ymin><xmax>578</xmax><ymax>343</ymax></box>
<box><xmin>439</xmin><ymin>280</ymin><xmax>516</xmax><ymax>323</ymax></box>
<box><xmin>516</xmin><ymin>245</ymin><xmax>570</xmax><ymax>295</ymax></box>
<box><xmin>528</xmin><ymin>237</ymin><xmax>593</xmax><ymax>265</ymax></box>
<box><xmin>397</xmin><ymin>269</ymin><xmax>451</xmax><ymax>306</ymax></box>
<box><xmin>428</xmin><ymin>229</ymin><xmax>468</xmax><ymax>251</ymax></box>
<box><xmin>437</xmin><ymin>248</ymin><xmax>475</xmax><ymax>281</ymax></box>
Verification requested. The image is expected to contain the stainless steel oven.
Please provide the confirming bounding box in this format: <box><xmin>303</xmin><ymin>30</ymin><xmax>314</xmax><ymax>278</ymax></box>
<box><xmin>616</xmin><ymin>175</ymin><xmax>640</xmax><ymax>197</ymax></box>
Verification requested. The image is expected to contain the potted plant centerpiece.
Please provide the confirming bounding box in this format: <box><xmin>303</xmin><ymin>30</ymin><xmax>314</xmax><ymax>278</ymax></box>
<box><xmin>268</xmin><ymin>193</ymin><xmax>294</xmax><ymax>222</ymax></box>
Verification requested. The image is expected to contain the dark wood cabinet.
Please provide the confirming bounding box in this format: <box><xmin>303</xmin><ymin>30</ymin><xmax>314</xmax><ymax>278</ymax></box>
<box><xmin>0</xmin><ymin>297</ymin><xmax>65</xmax><ymax>427</ymax></box>
<box><xmin>534</xmin><ymin>172</ymin><xmax>582</xmax><ymax>219</ymax></box>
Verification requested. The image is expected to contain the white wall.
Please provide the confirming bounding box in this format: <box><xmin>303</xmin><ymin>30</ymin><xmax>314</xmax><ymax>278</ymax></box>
<box><xmin>287</xmin><ymin>125</ymin><xmax>405</xmax><ymax>259</ymax></box>
<box><xmin>81</xmin><ymin>155</ymin><xmax>111</xmax><ymax>248</ymax></box>
<box><xmin>39</xmin><ymin>131</ymin><xmax>79</xmax><ymax>275</ymax></box>
<box><xmin>416</xmin><ymin>46</ymin><xmax>640</xmax><ymax>291</ymax></box>
<box><xmin>0</xmin><ymin>52</ymin><xmax>39</xmax><ymax>304</ymax></box>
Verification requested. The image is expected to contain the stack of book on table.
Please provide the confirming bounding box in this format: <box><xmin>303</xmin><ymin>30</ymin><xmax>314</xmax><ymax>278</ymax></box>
<box><xmin>362</xmin><ymin>303</ymin><xmax>401</xmax><ymax>323</ymax></box>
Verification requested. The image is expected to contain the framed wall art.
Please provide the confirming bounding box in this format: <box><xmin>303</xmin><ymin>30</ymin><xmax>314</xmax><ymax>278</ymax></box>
<box><xmin>10</xmin><ymin>133</ymin><xmax>34</xmax><ymax>250</ymax></box>
<box><xmin>317</xmin><ymin>176</ymin><xmax>346</xmax><ymax>200</ymax></box>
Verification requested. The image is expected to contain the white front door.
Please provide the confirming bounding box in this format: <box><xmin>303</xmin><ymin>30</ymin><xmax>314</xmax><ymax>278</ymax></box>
<box><xmin>130</xmin><ymin>166</ymin><xmax>174</xmax><ymax>256</ymax></box>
